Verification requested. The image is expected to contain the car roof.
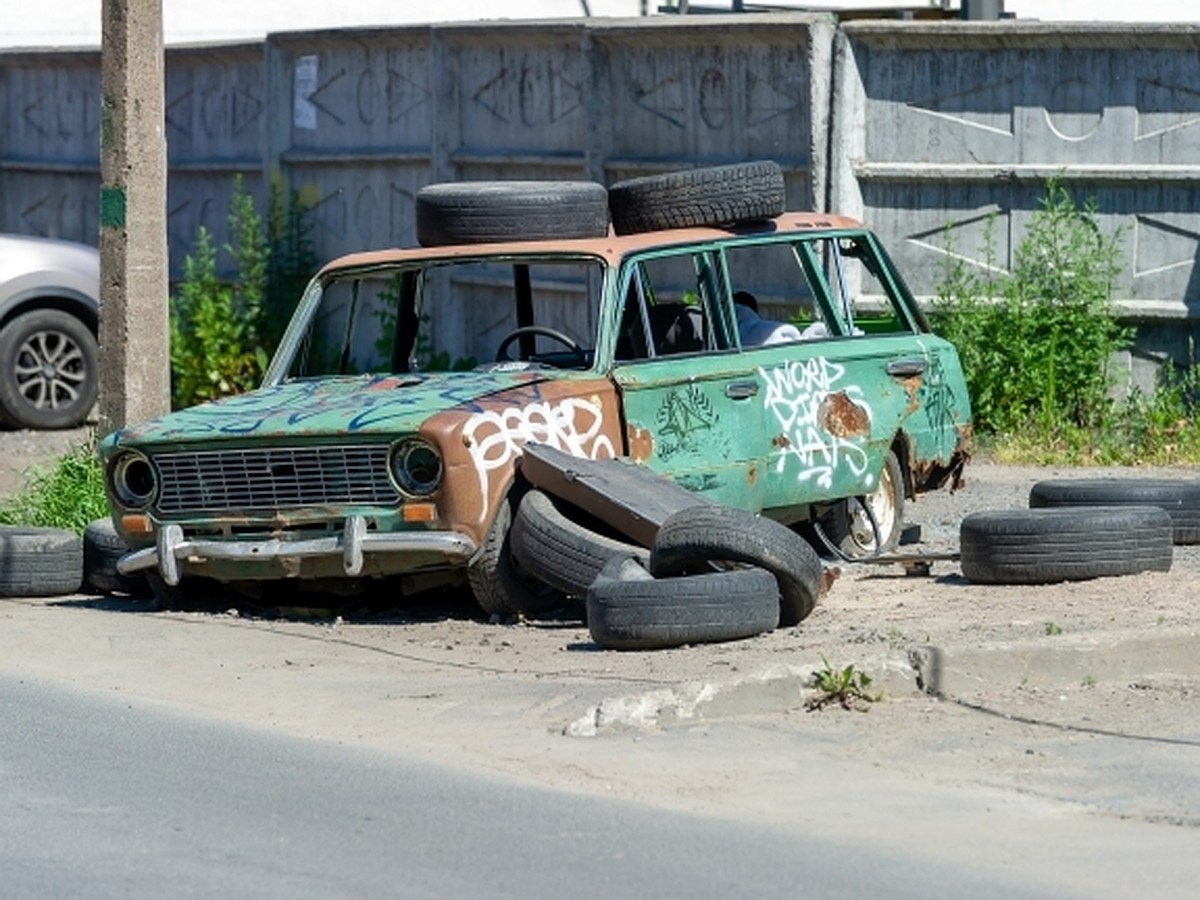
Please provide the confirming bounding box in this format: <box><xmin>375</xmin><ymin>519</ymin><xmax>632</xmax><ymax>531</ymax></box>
<box><xmin>316</xmin><ymin>212</ymin><xmax>868</xmax><ymax>277</ymax></box>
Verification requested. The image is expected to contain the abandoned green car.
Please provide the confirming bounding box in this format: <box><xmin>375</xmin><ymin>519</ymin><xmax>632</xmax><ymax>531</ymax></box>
<box><xmin>101</xmin><ymin>178</ymin><xmax>971</xmax><ymax>615</ymax></box>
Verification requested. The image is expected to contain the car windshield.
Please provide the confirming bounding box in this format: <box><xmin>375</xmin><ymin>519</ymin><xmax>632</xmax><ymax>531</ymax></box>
<box><xmin>275</xmin><ymin>253</ymin><xmax>608</xmax><ymax>380</ymax></box>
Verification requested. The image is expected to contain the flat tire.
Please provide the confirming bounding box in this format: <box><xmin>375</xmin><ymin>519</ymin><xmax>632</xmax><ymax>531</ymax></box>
<box><xmin>83</xmin><ymin>518</ymin><xmax>151</xmax><ymax>597</ymax></box>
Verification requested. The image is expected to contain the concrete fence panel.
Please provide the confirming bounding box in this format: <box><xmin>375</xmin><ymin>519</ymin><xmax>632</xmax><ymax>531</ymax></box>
<box><xmin>830</xmin><ymin>22</ymin><xmax>1200</xmax><ymax>381</ymax></box>
<box><xmin>266</xmin><ymin>30</ymin><xmax>438</xmax><ymax>254</ymax></box>
<box><xmin>590</xmin><ymin>15</ymin><xmax>831</xmax><ymax>211</ymax></box>
<box><xmin>163</xmin><ymin>44</ymin><xmax>266</xmax><ymax>267</ymax></box>
<box><xmin>0</xmin><ymin>50</ymin><xmax>101</xmax><ymax>245</ymax></box>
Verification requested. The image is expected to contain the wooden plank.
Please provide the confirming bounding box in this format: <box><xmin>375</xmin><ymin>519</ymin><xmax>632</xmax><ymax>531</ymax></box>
<box><xmin>518</xmin><ymin>443</ymin><xmax>710</xmax><ymax>548</ymax></box>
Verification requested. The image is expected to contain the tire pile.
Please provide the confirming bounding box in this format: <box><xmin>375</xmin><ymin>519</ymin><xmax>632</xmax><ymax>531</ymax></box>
<box><xmin>959</xmin><ymin>478</ymin><xmax>1200</xmax><ymax>584</ymax></box>
<box><xmin>516</xmin><ymin>474</ymin><xmax>1198</xmax><ymax>651</ymax></box>
<box><xmin>0</xmin><ymin>518</ymin><xmax>149</xmax><ymax>599</ymax></box>
<box><xmin>414</xmin><ymin>160</ymin><xmax>787</xmax><ymax>246</ymax></box>
<box><xmin>509</xmin><ymin>488</ymin><xmax>825</xmax><ymax>651</ymax></box>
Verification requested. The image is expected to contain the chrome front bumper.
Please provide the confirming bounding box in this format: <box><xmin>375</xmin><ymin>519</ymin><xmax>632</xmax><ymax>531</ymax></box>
<box><xmin>117</xmin><ymin>514</ymin><xmax>478</xmax><ymax>585</ymax></box>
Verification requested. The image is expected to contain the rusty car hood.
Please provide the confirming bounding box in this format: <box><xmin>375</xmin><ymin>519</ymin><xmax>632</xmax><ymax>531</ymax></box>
<box><xmin>103</xmin><ymin>370</ymin><xmax>555</xmax><ymax>449</ymax></box>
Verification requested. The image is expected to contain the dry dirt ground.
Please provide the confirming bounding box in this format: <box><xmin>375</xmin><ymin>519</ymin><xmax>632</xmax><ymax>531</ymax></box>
<box><xmin>2</xmin><ymin>426</ymin><xmax>1199</xmax><ymax>886</ymax></box>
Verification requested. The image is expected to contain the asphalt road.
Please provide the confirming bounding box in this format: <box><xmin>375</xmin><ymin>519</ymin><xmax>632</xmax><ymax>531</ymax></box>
<box><xmin>0</xmin><ymin>673</ymin><xmax>1093</xmax><ymax>900</ymax></box>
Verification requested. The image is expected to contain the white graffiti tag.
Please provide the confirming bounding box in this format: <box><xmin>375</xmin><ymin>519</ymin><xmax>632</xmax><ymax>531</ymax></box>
<box><xmin>760</xmin><ymin>358</ymin><xmax>871</xmax><ymax>489</ymax></box>
<box><xmin>464</xmin><ymin>396</ymin><xmax>616</xmax><ymax>503</ymax></box>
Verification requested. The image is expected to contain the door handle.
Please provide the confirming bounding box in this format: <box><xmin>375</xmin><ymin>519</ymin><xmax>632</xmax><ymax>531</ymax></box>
<box><xmin>886</xmin><ymin>357</ymin><xmax>926</xmax><ymax>377</ymax></box>
<box><xmin>725</xmin><ymin>381</ymin><xmax>759</xmax><ymax>399</ymax></box>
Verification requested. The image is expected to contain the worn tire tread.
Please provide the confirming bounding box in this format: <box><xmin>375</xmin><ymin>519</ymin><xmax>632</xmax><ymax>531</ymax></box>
<box><xmin>608</xmin><ymin>161</ymin><xmax>785</xmax><ymax>236</ymax></box>
<box><xmin>586</xmin><ymin>556</ymin><xmax>779</xmax><ymax>650</ymax></box>
<box><xmin>650</xmin><ymin>504</ymin><xmax>822</xmax><ymax>626</ymax></box>
<box><xmin>1029</xmin><ymin>477</ymin><xmax>1200</xmax><ymax>545</ymax></box>
<box><xmin>416</xmin><ymin>181</ymin><xmax>609</xmax><ymax>246</ymax></box>
<box><xmin>510</xmin><ymin>489</ymin><xmax>649</xmax><ymax>598</ymax></box>
<box><xmin>960</xmin><ymin>506</ymin><xmax>1173</xmax><ymax>584</ymax></box>
<box><xmin>0</xmin><ymin>525</ymin><xmax>83</xmax><ymax>596</ymax></box>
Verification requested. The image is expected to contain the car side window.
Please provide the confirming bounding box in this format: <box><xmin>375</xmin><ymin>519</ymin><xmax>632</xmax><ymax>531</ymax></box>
<box><xmin>614</xmin><ymin>250</ymin><xmax>736</xmax><ymax>362</ymax></box>
<box><xmin>809</xmin><ymin>235</ymin><xmax>921</xmax><ymax>336</ymax></box>
<box><xmin>720</xmin><ymin>239</ymin><xmax>840</xmax><ymax>345</ymax></box>
<box><xmin>721</xmin><ymin>234</ymin><xmax>922</xmax><ymax>342</ymax></box>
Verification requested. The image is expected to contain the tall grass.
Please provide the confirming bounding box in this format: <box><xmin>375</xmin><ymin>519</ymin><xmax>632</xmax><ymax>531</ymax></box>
<box><xmin>0</xmin><ymin>440</ymin><xmax>108</xmax><ymax>531</ymax></box>
<box><xmin>929</xmin><ymin>178</ymin><xmax>1200</xmax><ymax>466</ymax></box>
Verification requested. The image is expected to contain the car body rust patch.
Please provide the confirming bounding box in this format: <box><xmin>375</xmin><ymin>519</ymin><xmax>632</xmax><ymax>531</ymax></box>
<box><xmin>627</xmin><ymin>423</ymin><xmax>653</xmax><ymax>462</ymax></box>
<box><xmin>898</xmin><ymin>375</ymin><xmax>923</xmax><ymax>414</ymax></box>
<box><xmin>819</xmin><ymin>391</ymin><xmax>870</xmax><ymax>438</ymax></box>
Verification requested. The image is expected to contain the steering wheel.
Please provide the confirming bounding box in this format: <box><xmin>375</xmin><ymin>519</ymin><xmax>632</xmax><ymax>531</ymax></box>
<box><xmin>495</xmin><ymin>326</ymin><xmax>587</xmax><ymax>364</ymax></box>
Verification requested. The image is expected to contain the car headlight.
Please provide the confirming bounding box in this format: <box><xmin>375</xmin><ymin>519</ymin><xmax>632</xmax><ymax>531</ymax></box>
<box><xmin>390</xmin><ymin>439</ymin><xmax>442</xmax><ymax>497</ymax></box>
<box><xmin>109</xmin><ymin>450</ymin><xmax>158</xmax><ymax>509</ymax></box>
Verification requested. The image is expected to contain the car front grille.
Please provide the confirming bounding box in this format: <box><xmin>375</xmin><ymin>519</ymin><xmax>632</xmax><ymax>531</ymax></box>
<box><xmin>152</xmin><ymin>445</ymin><xmax>399</xmax><ymax>515</ymax></box>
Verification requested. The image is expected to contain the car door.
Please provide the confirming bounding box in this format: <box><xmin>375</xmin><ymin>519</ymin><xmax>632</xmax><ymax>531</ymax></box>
<box><xmin>609</xmin><ymin>246</ymin><xmax>771</xmax><ymax>511</ymax></box>
<box><xmin>719</xmin><ymin>231</ymin><xmax>969</xmax><ymax>514</ymax></box>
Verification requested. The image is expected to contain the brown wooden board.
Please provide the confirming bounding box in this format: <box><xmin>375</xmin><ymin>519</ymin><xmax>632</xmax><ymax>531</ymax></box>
<box><xmin>518</xmin><ymin>443</ymin><xmax>710</xmax><ymax>548</ymax></box>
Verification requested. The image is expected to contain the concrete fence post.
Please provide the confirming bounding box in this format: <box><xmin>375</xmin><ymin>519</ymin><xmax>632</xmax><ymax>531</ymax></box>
<box><xmin>97</xmin><ymin>0</ymin><xmax>171</xmax><ymax>434</ymax></box>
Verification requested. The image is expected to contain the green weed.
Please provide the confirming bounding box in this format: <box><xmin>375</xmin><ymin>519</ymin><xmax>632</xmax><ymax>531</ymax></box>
<box><xmin>1044</xmin><ymin>621</ymin><xmax>1063</xmax><ymax>636</ymax></box>
<box><xmin>170</xmin><ymin>176</ymin><xmax>316</xmax><ymax>410</ymax></box>
<box><xmin>930</xmin><ymin>177</ymin><xmax>1200</xmax><ymax>465</ymax></box>
<box><xmin>806</xmin><ymin>657</ymin><xmax>881</xmax><ymax>711</ymax></box>
<box><xmin>0</xmin><ymin>440</ymin><xmax>107</xmax><ymax>532</ymax></box>
<box><xmin>264</xmin><ymin>176</ymin><xmax>318</xmax><ymax>352</ymax></box>
<box><xmin>373</xmin><ymin>274</ymin><xmax>476</xmax><ymax>372</ymax></box>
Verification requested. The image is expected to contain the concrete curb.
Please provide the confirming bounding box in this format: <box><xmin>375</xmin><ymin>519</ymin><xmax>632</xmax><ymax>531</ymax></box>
<box><xmin>565</xmin><ymin>627</ymin><xmax>1200</xmax><ymax>736</ymax></box>
<box><xmin>908</xmin><ymin>627</ymin><xmax>1200</xmax><ymax>698</ymax></box>
<box><xmin>564</xmin><ymin>654</ymin><xmax>917</xmax><ymax>736</ymax></box>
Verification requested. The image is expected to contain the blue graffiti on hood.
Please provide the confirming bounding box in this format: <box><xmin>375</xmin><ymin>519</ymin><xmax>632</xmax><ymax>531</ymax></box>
<box><xmin>121</xmin><ymin>371</ymin><xmax>551</xmax><ymax>440</ymax></box>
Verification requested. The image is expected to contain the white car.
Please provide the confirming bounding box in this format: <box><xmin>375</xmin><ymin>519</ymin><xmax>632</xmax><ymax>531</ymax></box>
<box><xmin>0</xmin><ymin>233</ymin><xmax>99</xmax><ymax>429</ymax></box>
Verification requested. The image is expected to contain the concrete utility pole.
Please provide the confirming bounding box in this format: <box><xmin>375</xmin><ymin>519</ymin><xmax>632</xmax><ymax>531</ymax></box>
<box><xmin>98</xmin><ymin>0</ymin><xmax>170</xmax><ymax>433</ymax></box>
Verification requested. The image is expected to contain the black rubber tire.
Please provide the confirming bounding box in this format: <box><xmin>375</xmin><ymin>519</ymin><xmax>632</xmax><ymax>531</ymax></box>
<box><xmin>821</xmin><ymin>450</ymin><xmax>905</xmax><ymax>558</ymax></box>
<box><xmin>650</xmin><ymin>504</ymin><xmax>823</xmax><ymax>627</ymax></box>
<box><xmin>607</xmin><ymin>161</ymin><xmax>785</xmax><ymax>236</ymax></box>
<box><xmin>415</xmin><ymin>181</ymin><xmax>610</xmax><ymax>247</ymax></box>
<box><xmin>467</xmin><ymin>491</ymin><xmax>565</xmax><ymax>618</ymax></box>
<box><xmin>510</xmin><ymin>489</ymin><xmax>649</xmax><ymax>598</ymax></box>
<box><xmin>83</xmin><ymin>518</ymin><xmax>151</xmax><ymax>597</ymax></box>
<box><xmin>959</xmin><ymin>506</ymin><xmax>1173</xmax><ymax>585</ymax></box>
<box><xmin>1029</xmin><ymin>477</ymin><xmax>1200</xmax><ymax>545</ymax></box>
<box><xmin>586</xmin><ymin>555</ymin><xmax>780</xmax><ymax>651</ymax></box>
<box><xmin>0</xmin><ymin>525</ymin><xmax>83</xmax><ymax>596</ymax></box>
<box><xmin>0</xmin><ymin>308</ymin><xmax>98</xmax><ymax>430</ymax></box>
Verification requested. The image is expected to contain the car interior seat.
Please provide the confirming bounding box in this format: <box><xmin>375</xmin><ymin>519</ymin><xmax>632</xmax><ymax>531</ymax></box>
<box><xmin>647</xmin><ymin>303</ymin><xmax>703</xmax><ymax>355</ymax></box>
